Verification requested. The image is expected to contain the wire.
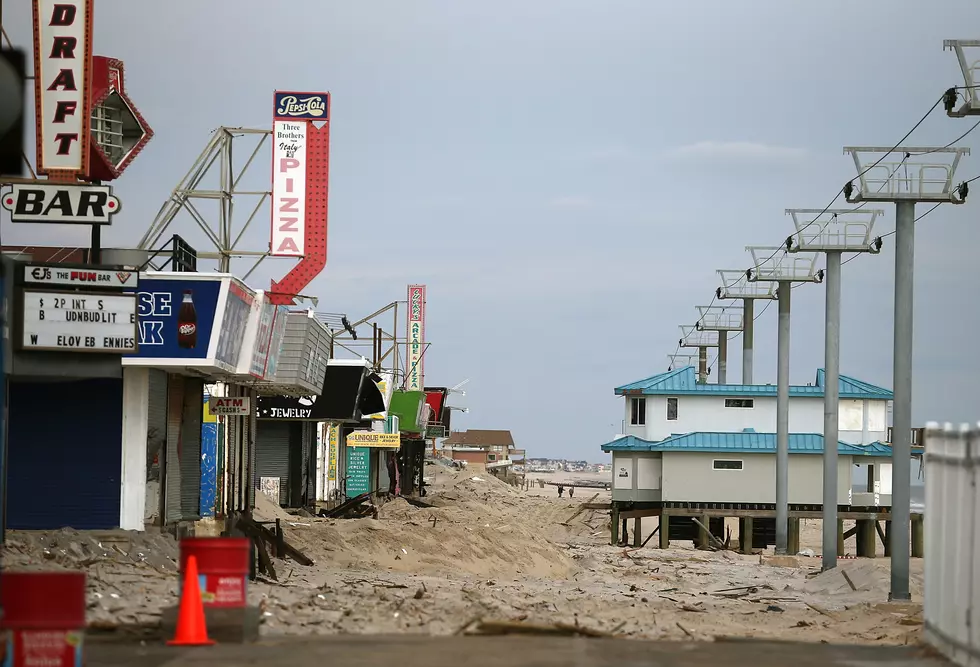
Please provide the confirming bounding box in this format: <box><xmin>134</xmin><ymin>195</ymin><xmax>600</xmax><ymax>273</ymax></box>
<box><xmin>840</xmin><ymin>203</ymin><xmax>944</xmax><ymax>266</ymax></box>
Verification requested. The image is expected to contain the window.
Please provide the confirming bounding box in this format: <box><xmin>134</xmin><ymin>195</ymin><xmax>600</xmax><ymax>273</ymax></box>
<box><xmin>630</xmin><ymin>397</ymin><xmax>646</xmax><ymax>425</ymax></box>
<box><xmin>713</xmin><ymin>459</ymin><xmax>743</xmax><ymax>470</ymax></box>
<box><xmin>666</xmin><ymin>397</ymin><xmax>678</xmax><ymax>421</ymax></box>
<box><xmin>725</xmin><ymin>398</ymin><xmax>754</xmax><ymax>408</ymax></box>
<box><xmin>488</xmin><ymin>453</ymin><xmax>497</xmax><ymax>462</ymax></box>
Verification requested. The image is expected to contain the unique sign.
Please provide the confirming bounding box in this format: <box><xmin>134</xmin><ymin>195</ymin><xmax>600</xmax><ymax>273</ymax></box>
<box><xmin>406</xmin><ymin>284</ymin><xmax>426</xmax><ymax>391</ymax></box>
<box><xmin>2</xmin><ymin>183</ymin><xmax>120</xmax><ymax>224</ymax></box>
<box><xmin>345</xmin><ymin>430</ymin><xmax>401</xmax><ymax>449</ymax></box>
<box><xmin>32</xmin><ymin>0</ymin><xmax>93</xmax><ymax>177</ymax></box>
<box><xmin>20</xmin><ymin>289</ymin><xmax>137</xmax><ymax>353</ymax></box>
<box><xmin>208</xmin><ymin>396</ymin><xmax>251</xmax><ymax>416</ymax></box>
<box><xmin>87</xmin><ymin>56</ymin><xmax>153</xmax><ymax>181</ymax></box>
<box><xmin>345</xmin><ymin>447</ymin><xmax>371</xmax><ymax>498</ymax></box>
<box><xmin>271</xmin><ymin>119</ymin><xmax>307</xmax><ymax>257</ymax></box>
<box><xmin>24</xmin><ymin>264</ymin><xmax>136</xmax><ymax>288</ymax></box>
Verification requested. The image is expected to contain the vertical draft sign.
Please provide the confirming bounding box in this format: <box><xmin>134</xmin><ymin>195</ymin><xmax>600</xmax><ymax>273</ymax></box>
<box><xmin>32</xmin><ymin>0</ymin><xmax>94</xmax><ymax>178</ymax></box>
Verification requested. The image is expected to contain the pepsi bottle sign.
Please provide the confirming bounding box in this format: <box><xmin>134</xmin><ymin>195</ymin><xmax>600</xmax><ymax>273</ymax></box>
<box><xmin>128</xmin><ymin>277</ymin><xmax>221</xmax><ymax>360</ymax></box>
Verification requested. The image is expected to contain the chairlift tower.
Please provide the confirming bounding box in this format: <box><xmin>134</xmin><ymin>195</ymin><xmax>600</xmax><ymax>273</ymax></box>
<box><xmin>786</xmin><ymin>207</ymin><xmax>884</xmax><ymax>571</ymax></box>
<box><xmin>667</xmin><ymin>353</ymin><xmax>699</xmax><ymax>372</ymax></box>
<box><xmin>678</xmin><ymin>325</ymin><xmax>719</xmax><ymax>384</ymax></box>
<box><xmin>746</xmin><ymin>246</ymin><xmax>823</xmax><ymax>555</ymax></box>
<box><xmin>843</xmin><ymin>145</ymin><xmax>970</xmax><ymax>600</ymax></box>
<box><xmin>695</xmin><ymin>305</ymin><xmax>743</xmax><ymax>384</ymax></box>
<box><xmin>943</xmin><ymin>40</ymin><xmax>980</xmax><ymax>117</ymax></box>
<box><xmin>716</xmin><ymin>270</ymin><xmax>777</xmax><ymax>385</ymax></box>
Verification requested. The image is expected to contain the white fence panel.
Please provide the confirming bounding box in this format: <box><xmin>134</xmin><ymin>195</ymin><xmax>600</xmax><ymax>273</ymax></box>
<box><xmin>924</xmin><ymin>422</ymin><xmax>980</xmax><ymax>667</ymax></box>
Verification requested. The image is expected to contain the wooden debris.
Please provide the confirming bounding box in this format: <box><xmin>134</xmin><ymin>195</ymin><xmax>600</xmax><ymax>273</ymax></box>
<box><xmin>464</xmin><ymin>619</ymin><xmax>611</xmax><ymax>638</ymax></box>
<box><xmin>676</xmin><ymin>622</ymin><xmax>696</xmax><ymax>639</ymax></box>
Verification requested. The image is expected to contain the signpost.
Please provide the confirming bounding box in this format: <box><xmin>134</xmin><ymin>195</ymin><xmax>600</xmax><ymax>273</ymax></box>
<box><xmin>19</xmin><ymin>289</ymin><xmax>137</xmax><ymax>353</ymax></box>
<box><xmin>406</xmin><ymin>284</ymin><xmax>426</xmax><ymax>391</ymax></box>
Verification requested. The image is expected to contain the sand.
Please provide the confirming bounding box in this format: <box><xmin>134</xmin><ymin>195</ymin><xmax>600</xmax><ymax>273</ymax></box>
<box><xmin>0</xmin><ymin>461</ymin><xmax>924</xmax><ymax>644</ymax></box>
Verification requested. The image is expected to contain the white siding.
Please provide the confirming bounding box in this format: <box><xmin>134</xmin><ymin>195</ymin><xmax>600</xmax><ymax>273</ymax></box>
<box><xmin>612</xmin><ymin>453</ymin><xmax>632</xmax><ymax>490</ymax></box>
<box><xmin>636</xmin><ymin>457</ymin><xmax>662</xmax><ymax>490</ymax></box>
<box><xmin>661</xmin><ymin>452</ymin><xmax>853</xmax><ymax>505</ymax></box>
<box><xmin>624</xmin><ymin>394</ymin><xmax>887</xmax><ymax>445</ymax></box>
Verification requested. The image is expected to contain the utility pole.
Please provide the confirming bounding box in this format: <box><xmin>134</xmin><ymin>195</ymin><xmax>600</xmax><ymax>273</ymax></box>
<box><xmin>745</xmin><ymin>246</ymin><xmax>823</xmax><ymax>554</ymax></box>
<box><xmin>843</xmin><ymin>144</ymin><xmax>969</xmax><ymax>600</ymax></box>
<box><xmin>716</xmin><ymin>270</ymin><xmax>776</xmax><ymax>385</ymax></box>
<box><xmin>678</xmin><ymin>326</ymin><xmax>719</xmax><ymax>384</ymax></box>
<box><xmin>785</xmin><ymin>207</ymin><xmax>884</xmax><ymax>570</ymax></box>
<box><xmin>695</xmin><ymin>305</ymin><xmax>744</xmax><ymax>384</ymax></box>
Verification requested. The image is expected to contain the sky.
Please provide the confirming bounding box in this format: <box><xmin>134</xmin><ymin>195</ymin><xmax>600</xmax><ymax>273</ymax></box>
<box><xmin>4</xmin><ymin>0</ymin><xmax>980</xmax><ymax>462</ymax></box>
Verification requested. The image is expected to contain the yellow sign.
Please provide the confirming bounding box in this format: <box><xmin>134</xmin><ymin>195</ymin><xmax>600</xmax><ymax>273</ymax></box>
<box><xmin>327</xmin><ymin>424</ymin><xmax>338</xmax><ymax>482</ymax></box>
<box><xmin>345</xmin><ymin>430</ymin><xmax>401</xmax><ymax>448</ymax></box>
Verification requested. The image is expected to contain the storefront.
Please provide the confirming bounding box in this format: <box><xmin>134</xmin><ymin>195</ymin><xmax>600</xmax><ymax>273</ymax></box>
<box><xmin>2</xmin><ymin>257</ymin><xmax>138</xmax><ymax>531</ymax></box>
<box><xmin>120</xmin><ymin>272</ymin><xmax>272</xmax><ymax>531</ymax></box>
<box><xmin>256</xmin><ymin>358</ymin><xmax>387</xmax><ymax>503</ymax></box>
<box><xmin>386</xmin><ymin>389</ymin><xmax>432</xmax><ymax>498</ymax></box>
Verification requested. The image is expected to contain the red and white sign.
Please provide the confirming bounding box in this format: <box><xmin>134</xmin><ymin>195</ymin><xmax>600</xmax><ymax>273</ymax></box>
<box><xmin>268</xmin><ymin>91</ymin><xmax>330</xmax><ymax>299</ymax></box>
<box><xmin>32</xmin><ymin>0</ymin><xmax>93</xmax><ymax>178</ymax></box>
<box><xmin>271</xmin><ymin>120</ymin><xmax>307</xmax><ymax>256</ymax></box>
<box><xmin>208</xmin><ymin>396</ymin><xmax>251</xmax><ymax>416</ymax></box>
<box><xmin>406</xmin><ymin>284</ymin><xmax>426</xmax><ymax>391</ymax></box>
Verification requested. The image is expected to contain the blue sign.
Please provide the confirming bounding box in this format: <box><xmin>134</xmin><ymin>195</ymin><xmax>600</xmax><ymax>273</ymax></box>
<box><xmin>274</xmin><ymin>91</ymin><xmax>329</xmax><ymax>121</ymax></box>
<box><xmin>131</xmin><ymin>278</ymin><xmax>221</xmax><ymax>359</ymax></box>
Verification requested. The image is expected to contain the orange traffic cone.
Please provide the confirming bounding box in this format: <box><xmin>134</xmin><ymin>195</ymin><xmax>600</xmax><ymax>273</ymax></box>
<box><xmin>167</xmin><ymin>554</ymin><xmax>215</xmax><ymax>646</ymax></box>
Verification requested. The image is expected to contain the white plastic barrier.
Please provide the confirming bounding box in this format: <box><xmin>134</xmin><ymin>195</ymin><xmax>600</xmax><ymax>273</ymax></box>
<box><xmin>924</xmin><ymin>422</ymin><xmax>980</xmax><ymax>667</ymax></box>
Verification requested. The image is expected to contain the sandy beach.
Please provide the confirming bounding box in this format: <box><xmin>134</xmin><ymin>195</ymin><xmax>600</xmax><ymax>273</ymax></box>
<box><xmin>0</xmin><ymin>460</ymin><xmax>923</xmax><ymax>644</ymax></box>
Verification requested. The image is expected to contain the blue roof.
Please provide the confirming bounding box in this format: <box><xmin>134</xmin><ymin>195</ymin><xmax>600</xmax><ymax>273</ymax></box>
<box><xmin>614</xmin><ymin>366</ymin><xmax>892</xmax><ymax>400</ymax></box>
<box><xmin>600</xmin><ymin>429</ymin><xmax>893</xmax><ymax>456</ymax></box>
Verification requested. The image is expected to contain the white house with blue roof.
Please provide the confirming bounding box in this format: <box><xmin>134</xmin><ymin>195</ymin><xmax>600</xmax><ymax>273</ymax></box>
<box><xmin>615</xmin><ymin>366</ymin><xmax>892</xmax><ymax>444</ymax></box>
<box><xmin>601</xmin><ymin>429</ymin><xmax>894</xmax><ymax>506</ymax></box>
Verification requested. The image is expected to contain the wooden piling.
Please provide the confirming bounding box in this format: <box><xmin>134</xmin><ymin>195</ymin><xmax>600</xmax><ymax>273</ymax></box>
<box><xmin>837</xmin><ymin>518</ymin><xmax>845</xmax><ymax>556</ymax></box>
<box><xmin>856</xmin><ymin>519</ymin><xmax>876</xmax><ymax>558</ymax></box>
<box><xmin>659</xmin><ymin>515</ymin><xmax>670</xmax><ymax>549</ymax></box>
<box><xmin>633</xmin><ymin>518</ymin><xmax>642</xmax><ymax>548</ymax></box>
<box><xmin>911</xmin><ymin>514</ymin><xmax>924</xmax><ymax>558</ymax></box>
<box><xmin>740</xmin><ymin>517</ymin><xmax>754</xmax><ymax>554</ymax></box>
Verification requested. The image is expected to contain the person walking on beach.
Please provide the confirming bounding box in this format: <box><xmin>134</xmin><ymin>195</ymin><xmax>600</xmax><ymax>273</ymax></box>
<box><xmin>568</xmin><ymin>486</ymin><xmax>574</xmax><ymax>498</ymax></box>
<box><xmin>557</xmin><ymin>484</ymin><xmax>564</xmax><ymax>498</ymax></box>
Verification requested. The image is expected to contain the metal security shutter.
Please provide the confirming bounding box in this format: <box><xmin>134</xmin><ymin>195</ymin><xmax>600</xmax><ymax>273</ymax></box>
<box><xmin>164</xmin><ymin>375</ymin><xmax>184</xmax><ymax>523</ymax></box>
<box><xmin>179</xmin><ymin>377</ymin><xmax>204</xmax><ymax>520</ymax></box>
<box><xmin>146</xmin><ymin>370</ymin><xmax>168</xmax><ymax>523</ymax></box>
<box><xmin>255</xmin><ymin>421</ymin><xmax>291</xmax><ymax>505</ymax></box>
<box><xmin>302</xmin><ymin>422</ymin><xmax>315</xmax><ymax>505</ymax></box>
<box><xmin>7</xmin><ymin>378</ymin><xmax>123</xmax><ymax>530</ymax></box>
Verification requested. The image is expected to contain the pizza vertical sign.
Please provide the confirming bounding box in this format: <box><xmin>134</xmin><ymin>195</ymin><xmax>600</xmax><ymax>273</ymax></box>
<box><xmin>270</xmin><ymin>91</ymin><xmax>330</xmax><ymax>257</ymax></box>
<box><xmin>32</xmin><ymin>0</ymin><xmax>94</xmax><ymax>179</ymax></box>
<box><xmin>406</xmin><ymin>284</ymin><xmax>426</xmax><ymax>391</ymax></box>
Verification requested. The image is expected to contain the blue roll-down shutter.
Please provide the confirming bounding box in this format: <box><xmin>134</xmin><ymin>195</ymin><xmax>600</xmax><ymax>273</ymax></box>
<box><xmin>7</xmin><ymin>378</ymin><xmax>123</xmax><ymax>530</ymax></box>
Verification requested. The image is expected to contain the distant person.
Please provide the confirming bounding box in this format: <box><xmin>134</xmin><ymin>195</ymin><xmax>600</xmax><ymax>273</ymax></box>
<box><xmin>568</xmin><ymin>486</ymin><xmax>574</xmax><ymax>498</ymax></box>
<box><xmin>557</xmin><ymin>484</ymin><xmax>564</xmax><ymax>498</ymax></box>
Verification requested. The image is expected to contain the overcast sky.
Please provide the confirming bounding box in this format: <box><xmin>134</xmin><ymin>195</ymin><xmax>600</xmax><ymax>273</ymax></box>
<box><xmin>4</xmin><ymin>1</ymin><xmax>980</xmax><ymax>462</ymax></box>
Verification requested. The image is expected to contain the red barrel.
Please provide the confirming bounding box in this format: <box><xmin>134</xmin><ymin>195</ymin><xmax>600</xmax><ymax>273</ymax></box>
<box><xmin>179</xmin><ymin>537</ymin><xmax>251</xmax><ymax>608</ymax></box>
<box><xmin>1</xmin><ymin>571</ymin><xmax>86</xmax><ymax>667</ymax></box>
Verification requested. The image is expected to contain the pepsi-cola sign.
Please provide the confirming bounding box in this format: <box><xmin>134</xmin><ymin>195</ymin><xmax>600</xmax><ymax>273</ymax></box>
<box><xmin>127</xmin><ymin>277</ymin><xmax>221</xmax><ymax>360</ymax></box>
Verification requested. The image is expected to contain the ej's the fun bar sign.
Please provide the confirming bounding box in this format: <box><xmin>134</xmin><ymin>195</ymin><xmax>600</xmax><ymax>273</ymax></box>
<box><xmin>33</xmin><ymin>0</ymin><xmax>93</xmax><ymax>178</ymax></box>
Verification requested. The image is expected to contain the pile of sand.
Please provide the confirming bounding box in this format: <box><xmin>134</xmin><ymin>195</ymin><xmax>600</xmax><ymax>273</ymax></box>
<box><xmin>272</xmin><ymin>468</ymin><xmax>578</xmax><ymax>578</ymax></box>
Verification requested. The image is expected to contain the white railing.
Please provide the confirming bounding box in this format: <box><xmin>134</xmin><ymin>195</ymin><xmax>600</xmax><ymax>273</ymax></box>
<box><xmin>924</xmin><ymin>422</ymin><xmax>980</xmax><ymax>667</ymax></box>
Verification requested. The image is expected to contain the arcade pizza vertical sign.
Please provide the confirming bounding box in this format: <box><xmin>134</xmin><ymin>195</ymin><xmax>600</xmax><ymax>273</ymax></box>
<box><xmin>32</xmin><ymin>0</ymin><xmax>94</xmax><ymax>180</ymax></box>
<box><xmin>406</xmin><ymin>284</ymin><xmax>426</xmax><ymax>391</ymax></box>
<box><xmin>270</xmin><ymin>91</ymin><xmax>330</xmax><ymax>257</ymax></box>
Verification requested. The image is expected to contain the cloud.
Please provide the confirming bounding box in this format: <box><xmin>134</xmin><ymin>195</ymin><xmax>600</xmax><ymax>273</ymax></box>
<box><xmin>547</xmin><ymin>195</ymin><xmax>595</xmax><ymax>209</ymax></box>
<box><xmin>665</xmin><ymin>141</ymin><xmax>807</xmax><ymax>163</ymax></box>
